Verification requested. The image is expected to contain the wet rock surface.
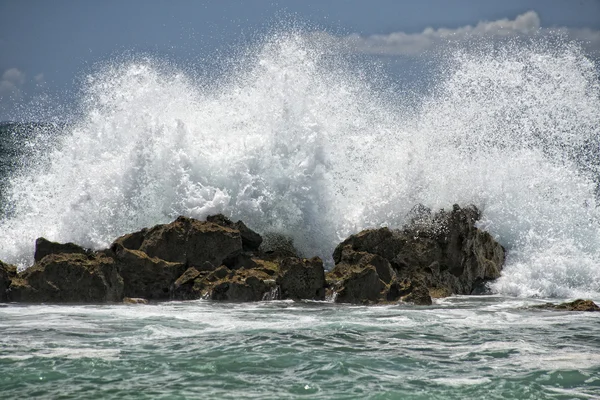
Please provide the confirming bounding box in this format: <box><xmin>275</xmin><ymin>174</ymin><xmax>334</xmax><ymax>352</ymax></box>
<box><xmin>34</xmin><ymin>237</ymin><xmax>92</xmax><ymax>262</ymax></box>
<box><xmin>0</xmin><ymin>205</ymin><xmax>506</xmax><ymax>306</ymax></box>
<box><xmin>534</xmin><ymin>299</ymin><xmax>600</xmax><ymax>312</ymax></box>
<box><xmin>114</xmin><ymin>215</ymin><xmax>243</xmax><ymax>269</ymax></box>
<box><xmin>327</xmin><ymin>204</ymin><xmax>505</xmax><ymax>305</ymax></box>
<box><xmin>8</xmin><ymin>253</ymin><xmax>123</xmax><ymax>303</ymax></box>
<box><xmin>0</xmin><ymin>261</ymin><xmax>16</xmax><ymax>302</ymax></box>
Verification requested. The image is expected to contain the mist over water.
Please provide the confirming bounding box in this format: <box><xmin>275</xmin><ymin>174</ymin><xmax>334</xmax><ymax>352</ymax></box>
<box><xmin>1</xmin><ymin>32</ymin><xmax>599</xmax><ymax>298</ymax></box>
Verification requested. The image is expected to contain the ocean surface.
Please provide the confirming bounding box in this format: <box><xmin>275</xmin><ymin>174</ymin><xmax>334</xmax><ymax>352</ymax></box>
<box><xmin>1</xmin><ymin>31</ymin><xmax>600</xmax><ymax>398</ymax></box>
<box><xmin>2</xmin><ymin>297</ymin><xmax>600</xmax><ymax>399</ymax></box>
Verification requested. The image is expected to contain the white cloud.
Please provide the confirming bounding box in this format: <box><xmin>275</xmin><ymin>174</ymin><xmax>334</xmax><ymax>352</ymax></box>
<box><xmin>342</xmin><ymin>11</ymin><xmax>600</xmax><ymax>56</ymax></box>
<box><xmin>2</xmin><ymin>68</ymin><xmax>26</xmax><ymax>85</ymax></box>
<box><xmin>0</xmin><ymin>67</ymin><xmax>26</xmax><ymax>99</ymax></box>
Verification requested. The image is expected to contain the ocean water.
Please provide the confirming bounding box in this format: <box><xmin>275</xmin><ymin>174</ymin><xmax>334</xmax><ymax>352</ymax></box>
<box><xmin>1</xmin><ymin>30</ymin><xmax>600</xmax><ymax>398</ymax></box>
<box><xmin>1</xmin><ymin>297</ymin><xmax>600</xmax><ymax>399</ymax></box>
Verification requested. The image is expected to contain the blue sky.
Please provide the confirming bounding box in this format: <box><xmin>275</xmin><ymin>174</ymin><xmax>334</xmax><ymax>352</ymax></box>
<box><xmin>1</xmin><ymin>0</ymin><xmax>599</xmax><ymax>121</ymax></box>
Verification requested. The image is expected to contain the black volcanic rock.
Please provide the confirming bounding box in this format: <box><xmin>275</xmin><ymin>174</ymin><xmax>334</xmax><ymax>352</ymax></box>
<box><xmin>112</xmin><ymin>216</ymin><xmax>243</xmax><ymax>270</ymax></box>
<box><xmin>328</xmin><ymin>204</ymin><xmax>505</xmax><ymax>305</ymax></box>
<box><xmin>34</xmin><ymin>237</ymin><xmax>92</xmax><ymax>262</ymax></box>
<box><xmin>206</xmin><ymin>214</ymin><xmax>263</xmax><ymax>251</ymax></box>
<box><xmin>0</xmin><ymin>261</ymin><xmax>17</xmax><ymax>302</ymax></box>
<box><xmin>534</xmin><ymin>299</ymin><xmax>600</xmax><ymax>312</ymax></box>
<box><xmin>8</xmin><ymin>253</ymin><xmax>123</xmax><ymax>303</ymax></box>
<box><xmin>276</xmin><ymin>257</ymin><xmax>326</xmax><ymax>301</ymax></box>
<box><xmin>110</xmin><ymin>243</ymin><xmax>187</xmax><ymax>301</ymax></box>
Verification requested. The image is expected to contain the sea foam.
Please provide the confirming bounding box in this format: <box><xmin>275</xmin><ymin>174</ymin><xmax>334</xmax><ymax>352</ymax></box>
<box><xmin>0</xmin><ymin>32</ymin><xmax>599</xmax><ymax>298</ymax></box>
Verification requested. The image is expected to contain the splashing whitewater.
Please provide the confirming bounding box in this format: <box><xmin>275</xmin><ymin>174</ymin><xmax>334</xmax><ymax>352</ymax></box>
<box><xmin>1</xmin><ymin>32</ymin><xmax>599</xmax><ymax>298</ymax></box>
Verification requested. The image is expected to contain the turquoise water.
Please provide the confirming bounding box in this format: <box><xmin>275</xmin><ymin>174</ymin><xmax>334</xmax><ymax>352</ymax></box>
<box><xmin>2</xmin><ymin>297</ymin><xmax>599</xmax><ymax>399</ymax></box>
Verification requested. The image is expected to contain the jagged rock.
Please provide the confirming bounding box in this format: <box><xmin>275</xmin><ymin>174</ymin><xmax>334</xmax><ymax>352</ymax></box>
<box><xmin>259</xmin><ymin>233</ymin><xmax>299</xmax><ymax>259</ymax></box>
<box><xmin>112</xmin><ymin>216</ymin><xmax>243</xmax><ymax>270</ymax></box>
<box><xmin>206</xmin><ymin>214</ymin><xmax>262</xmax><ymax>251</ymax></box>
<box><xmin>172</xmin><ymin>255</ymin><xmax>326</xmax><ymax>302</ymax></box>
<box><xmin>123</xmin><ymin>297</ymin><xmax>148</xmax><ymax>304</ymax></box>
<box><xmin>0</xmin><ymin>261</ymin><xmax>17</xmax><ymax>302</ymax></box>
<box><xmin>332</xmin><ymin>247</ymin><xmax>396</xmax><ymax>284</ymax></box>
<box><xmin>171</xmin><ymin>267</ymin><xmax>203</xmax><ymax>300</ymax></box>
<box><xmin>334</xmin><ymin>266</ymin><xmax>385</xmax><ymax>304</ymax></box>
<box><xmin>535</xmin><ymin>299</ymin><xmax>600</xmax><ymax>312</ymax></box>
<box><xmin>34</xmin><ymin>237</ymin><xmax>91</xmax><ymax>262</ymax></box>
<box><xmin>277</xmin><ymin>257</ymin><xmax>326</xmax><ymax>301</ymax></box>
<box><xmin>331</xmin><ymin>204</ymin><xmax>504</xmax><ymax>301</ymax></box>
<box><xmin>400</xmin><ymin>281</ymin><xmax>433</xmax><ymax>305</ymax></box>
<box><xmin>208</xmin><ymin>268</ymin><xmax>276</xmax><ymax>302</ymax></box>
<box><xmin>8</xmin><ymin>253</ymin><xmax>123</xmax><ymax>303</ymax></box>
<box><xmin>223</xmin><ymin>252</ymin><xmax>259</xmax><ymax>270</ymax></box>
<box><xmin>112</xmin><ymin>228</ymin><xmax>147</xmax><ymax>251</ymax></box>
<box><xmin>111</xmin><ymin>244</ymin><xmax>186</xmax><ymax>300</ymax></box>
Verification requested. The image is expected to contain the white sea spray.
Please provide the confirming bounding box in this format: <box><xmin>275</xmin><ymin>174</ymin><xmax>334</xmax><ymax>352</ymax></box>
<box><xmin>0</xmin><ymin>32</ymin><xmax>599</xmax><ymax>298</ymax></box>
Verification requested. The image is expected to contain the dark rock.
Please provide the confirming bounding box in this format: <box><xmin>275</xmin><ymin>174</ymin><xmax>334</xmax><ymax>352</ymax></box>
<box><xmin>401</xmin><ymin>281</ymin><xmax>433</xmax><ymax>305</ymax></box>
<box><xmin>535</xmin><ymin>299</ymin><xmax>600</xmax><ymax>312</ymax></box>
<box><xmin>386</xmin><ymin>278</ymin><xmax>413</xmax><ymax>301</ymax></box>
<box><xmin>333</xmin><ymin>266</ymin><xmax>385</xmax><ymax>304</ymax></box>
<box><xmin>111</xmin><ymin>244</ymin><xmax>187</xmax><ymax>300</ymax></box>
<box><xmin>331</xmin><ymin>204</ymin><xmax>504</xmax><ymax>300</ymax></box>
<box><xmin>171</xmin><ymin>267</ymin><xmax>203</xmax><ymax>300</ymax></box>
<box><xmin>34</xmin><ymin>237</ymin><xmax>91</xmax><ymax>262</ymax></box>
<box><xmin>210</xmin><ymin>265</ymin><xmax>232</xmax><ymax>281</ymax></box>
<box><xmin>112</xmin><ymin>228</ymin><xmax>147</xmax><ymax>251</ymax></box>
<box><xmin>276</xmin><ymin>257</ymin><xmax>326</xmax><ymax>301</ymax></box>
<box><xmin>259</xmin><ymin>233</ymin><xmax>299</xmax><ymax>259</ymax></box>
<box><xmin>8</xmin><ymin>253</ymin><xmax>123</xmax><ymax>303</ymax></box>
<box><xmin>327</xmin><ymin>247</ymin><xmax>405</xmax><ymax>304</ymax></box>
<box><xmin>223</xmin><ymin>252</ymin><xmax>259</xmax><ymax>270</ymax></box>
<box><xmin>112</xmin><ymin>216</ymin><xmax>243</xmax><ymax>270</ymax></box>
<box><xmin>0</xmin><ymin>261</ymin><xmax>17</xmax><ymax>302</ymax></box>
<box><xmin>333</xmin><ymin>227</ymin><xmax>399</xmax><ymax>264</ymax></box>
<box><xmin>208</xmin><ymin>268</ymin><xmax>275</xmax><ymax>302</ymax></box>
<box><xmin>206</xmin><ymin>214</ymin><xmax>263</xmax><ymax>251</ymax></box>
<box><xmin>332</xmin><ymin>247</ymin><xmax>395</xmax><ymax>284</ymax></box>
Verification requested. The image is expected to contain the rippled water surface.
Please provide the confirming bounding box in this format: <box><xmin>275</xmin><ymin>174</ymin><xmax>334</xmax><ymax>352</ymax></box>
<box><xmin>2</xmin><ymin>297</ymin><xmax>599</xmax><ymax>399</ymax></box>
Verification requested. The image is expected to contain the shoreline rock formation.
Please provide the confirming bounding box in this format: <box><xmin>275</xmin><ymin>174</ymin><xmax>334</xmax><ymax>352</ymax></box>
<box><xmin>327</xmin><ymin>204</ymin><xmax>505</xmax><ymax>305</ymax></box>
<box><xmin>0</xmin><ymin>204</ymin><xmax>527</xmax><ymax>307</ymax></box>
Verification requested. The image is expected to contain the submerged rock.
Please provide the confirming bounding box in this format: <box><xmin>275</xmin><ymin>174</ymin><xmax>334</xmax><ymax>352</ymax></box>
<box><xmin>328</xmin><ymin>204</ymin><xmax>504</xmax><ymax>305</ymax></box>
<box><xmin>534</xmin><ymin>299</ymin><xmax>600</xmax><ymax>312</ymax></box>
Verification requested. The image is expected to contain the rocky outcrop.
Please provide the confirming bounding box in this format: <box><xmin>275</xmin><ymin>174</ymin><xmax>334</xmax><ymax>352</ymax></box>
<box><xmin>0</xmin><ymin>261</ymin><xmax>16</xmax><ymax>302</ymax></box>
<box><xmin>110</xmin><ymin>244</ymin><xmax>187</xmax><ymax>300</ymax></box>
<box><xmin>0</xmin><ymin>205</ymin><xmax>505</xmax><ymax>306</ymax></box>
<box><xmin>34</xmin><ymin>237</ymin><xmax>91</xmax><ymax>262</ymax></box>
<box><xmin>277</xmin><ymin>257</ymin><xmax>326</xmax><ymax>301</ymax></box>
<box><xmin>8</xmin><ymin>253</ymin><xmax>123</xmax><ymax>303</ymax></box>
<box><xmin>112</xmin><ymin>216</ymin><xmax>244</xmax><ymax>270</ymax></box>
<box><xmin>328</xmin><ymin>204</ymin><xmax>504</xmax><ymax>305</ymax></box>
<box><xmin>170</xmin><ymin>256</ymin><xmax>325</xmax><ymax>302</ymax></box>
<box><xmin>534</xmin><ymin>299</ymin><xmax>600</xmax><ymax>312</ymax></box>
<box><xmin>206</xmin><ymin>214</ymin><xmax>262</xmax><ymax>251</ymax></box>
